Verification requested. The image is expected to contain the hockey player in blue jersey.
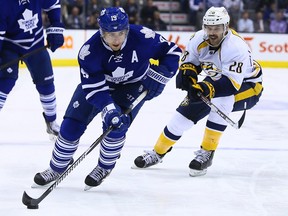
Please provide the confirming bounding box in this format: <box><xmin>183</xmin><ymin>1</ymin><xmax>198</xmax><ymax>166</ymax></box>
<box><xmin>0</xmin><ymin>0</ymin><xmax>64</xmax><ymax>139</ymax></box>
<box><xmin>33</xmin><ymin>7</ymin><xmax>182</xmax><ymax>190</ymax></box>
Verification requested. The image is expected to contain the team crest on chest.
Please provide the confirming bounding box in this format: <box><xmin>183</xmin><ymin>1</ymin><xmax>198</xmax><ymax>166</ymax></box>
<box><xmin>105</xmin><ymin>67</ymin><xmax>133</xmax><ymax>83</ymax></box>
<box><xmin>201</xmin><ymin>62</ymin><xmax>222</xmax><ymax>80</ymax></box>
<box><xmin>18</xmin><ymin>9</ymin><xmax>38</xmax><ymax>34</ymax></box>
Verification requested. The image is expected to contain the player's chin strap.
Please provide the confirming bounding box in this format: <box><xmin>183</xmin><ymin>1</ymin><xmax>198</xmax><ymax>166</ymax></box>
<box><xmin>0</xmin><ymin>45</ymin><xmax>49</xmax><ymax>71</ymax></box>
<box><xmin>22</xmin><ymin>90</ymin><xmax>148</xmax><ymax>209</ymax></box>
<box><xmin>198</xmin><ymin>92</ymin><xmax>246</xmax><ymax>129</ymax></box>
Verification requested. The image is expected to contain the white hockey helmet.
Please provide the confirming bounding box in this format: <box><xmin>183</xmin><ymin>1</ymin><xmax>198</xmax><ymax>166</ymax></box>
<box><xmin>203</xmin><ymin>7</ymin><xmax>230</xmax><ymax>26</ymax></box>
<box><xmin>202</xmin><ymin>7</ymin><xmax>230</xmax><ymax>47</ymax></box>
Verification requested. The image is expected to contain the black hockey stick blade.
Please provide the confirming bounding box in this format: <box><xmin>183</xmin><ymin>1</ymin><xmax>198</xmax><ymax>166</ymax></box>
<box><xmin>22</xmin><ymin>190</ymin><xmax>43</xmax><ymax>209</ymax></box>
<box><xmin>235</xmin><ymin>102</ymin><xmax>247</xmax><ymax>129</ymax></box>
<box><xmin>22</xmin><ymin>90</ymin><xmax>147</xmax><ymax>209</ymax></box>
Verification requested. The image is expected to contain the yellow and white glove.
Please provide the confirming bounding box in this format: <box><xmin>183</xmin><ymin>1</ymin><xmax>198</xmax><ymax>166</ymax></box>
<box><xmin>189</xmin><ymin>81</ymin><xmax>215</xmax><ymax>100</ymax></box>
<box><xmin>176</xmin><ymin>63</ymin><xmax>200</xmax><ymax>91</ymax></box>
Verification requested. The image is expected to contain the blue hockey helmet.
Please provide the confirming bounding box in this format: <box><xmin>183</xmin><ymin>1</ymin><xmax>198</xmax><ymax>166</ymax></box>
<box><xmin>98</xmin><ymin>7</ymin><xmax>129</xmax><ymax>33</ymax></box>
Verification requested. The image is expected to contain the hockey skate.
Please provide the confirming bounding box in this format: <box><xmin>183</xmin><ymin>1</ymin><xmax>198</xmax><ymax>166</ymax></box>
<box><xmin>42</xmin><ymin>112</ymin><xmax>60</xmax><ymax>141</ymax></box>
<box><xmin>33</xmin><ymin>168</ymin><xmax>61</xmax><ymax>187</ymax></box>
<box><xmin>32</xmin><ymin>158</ymin><xmax>74</xmax><ymax>187</ymax></box>
<box><xmin>189</xmin><ymin>149</ymin><xmax>215</xmax><ymax>177</ymax></box>
<box><xmin>133</xmin><ymin>147</ymin><xmax>172</xmax><ymax>168</ymax></box>
<box><xmin>84</xmin><ymin>165</ymin><xmax>111</xmax><ymax>191</ymax></box>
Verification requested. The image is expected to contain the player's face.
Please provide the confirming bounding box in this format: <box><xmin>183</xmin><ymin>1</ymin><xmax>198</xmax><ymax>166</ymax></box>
<box><xmin>102</xmin><ymin>30</ymin><xmax>128</xmax><ymax>51</ymax></box>
<box><xmin>204</xmin><ymin>25</ymin><xmax>225</xmax><ymax>46</ymax></box>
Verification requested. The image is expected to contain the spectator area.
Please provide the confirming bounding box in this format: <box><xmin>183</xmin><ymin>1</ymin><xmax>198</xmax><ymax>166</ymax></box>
<box><xmin>49</xmin><ymin>0</ymin><xmax>288</xmax><ymax>33</ymax></box>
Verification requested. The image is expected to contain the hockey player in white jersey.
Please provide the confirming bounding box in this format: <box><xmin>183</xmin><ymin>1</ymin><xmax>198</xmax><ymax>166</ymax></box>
<box><xmin>134</xmin><ymin>6</ymin><xmax>264</xmax><ymax>176</ymax></box>
<box><xmin>33</xmin><ymin>7</ymin><xmax>182</xmax><ymax>190</ymax></box>
<box><xmin>0</xmin><ymin>0</ymin><xmax>64</xmax><ymax>139</ymax></box>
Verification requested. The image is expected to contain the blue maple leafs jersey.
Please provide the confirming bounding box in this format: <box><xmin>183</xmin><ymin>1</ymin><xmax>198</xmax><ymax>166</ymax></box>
<box><xmin>0</xmin><ymin>0</ymin><xmax>61</xmax><ymax>54</ymax></box>
<box><xmin>78</xmin><ymin>25</ymin><xmax>182</xmax><ymax>109</ymax></box>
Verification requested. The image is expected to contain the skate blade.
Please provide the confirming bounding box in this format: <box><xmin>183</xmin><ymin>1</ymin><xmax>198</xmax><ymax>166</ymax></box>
<box><xmin>84</xmin><ymin>185</ymin><xmax>93</xmax><ymax>191</ymax></box>
<box><xmin>130</xmin><ymin>164</ymin><xmax>142</xmax><ymax>169</ymax></box>
<box><xmin>189</xmin><ymin>169</ymin><xmax>207</xmax><ymax>177</ymax></box>
<box><xmin>31</xmin><ymin>182</ymin><xmax>53</xmax><ymax>188</ymax></box>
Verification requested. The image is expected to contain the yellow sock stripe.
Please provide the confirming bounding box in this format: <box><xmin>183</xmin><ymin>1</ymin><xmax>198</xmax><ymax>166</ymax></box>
<box><xmin>154</xmin><ymin>132</ymin><xmax>176</xmax><ymax>154</ymax></box>
<box><xmin>201</xmin><ymin>128</ymin><xmax>223</xmax><ymax>151</ymax></box>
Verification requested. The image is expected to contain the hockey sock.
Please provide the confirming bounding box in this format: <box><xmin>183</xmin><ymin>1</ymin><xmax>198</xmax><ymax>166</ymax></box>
<box><xmin>49</xmin><ymin>119</ymin><xmax>86</xmax><ymax>173</ymax></box>
<box><xmin>154</xmin><ymin>111</ymin><xmax>194</xmax><ymax>154</ymax></box>
<box><xmin>154</xmin><ymin>127</ymin><xmax>180</xmax><ymax>155</ymax></box>
<box><xmin>50</xmin><ymin>134</ymin><xmax>79</xmax><ymax>173</ymax></box>
<box><xmin>36</xmin><ymin>83</ymin><xmax>57</xmax><ymax>122</ymax></box>
<box><xmin>0</xmin><ymin>91</ymin><xmax>8</xmax><ymax>111</ymax></box>
<box><xmin>201</xmin><ymin>127</ymin><xmax>223</xmax><ymax>151</ymax></box>
<box><xmin>98</xmin><ymin>135</ymin><xmax>126</xmax><ymax>170</ymax></box>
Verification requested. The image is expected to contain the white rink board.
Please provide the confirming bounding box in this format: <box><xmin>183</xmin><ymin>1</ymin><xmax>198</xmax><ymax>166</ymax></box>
<box><xmin>48</xmin><ymin>30</ymin><xmax>288</xmax><ymax>67</ymax></box>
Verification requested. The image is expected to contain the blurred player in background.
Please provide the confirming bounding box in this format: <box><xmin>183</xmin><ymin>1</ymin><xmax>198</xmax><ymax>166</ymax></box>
<box><xmin>33</xmin><ymin>7</ymin><xmax>182</xmax><ymax>190</ymax></box>
<box><xmin>0</xmin><ymin>0</ymin><xmax>64</xmax><ymax>140</ymax></box>
<box><xmin>134</xmin><ymin>6</ymin><xmax>263</xmax><ymax>177</ymax></box>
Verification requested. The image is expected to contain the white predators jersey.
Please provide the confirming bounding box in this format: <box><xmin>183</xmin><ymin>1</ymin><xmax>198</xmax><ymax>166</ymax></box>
<box><xmin>182</xmin><ymin>28</ymin><xmax>262</xmax><ymax>91</ymax></box>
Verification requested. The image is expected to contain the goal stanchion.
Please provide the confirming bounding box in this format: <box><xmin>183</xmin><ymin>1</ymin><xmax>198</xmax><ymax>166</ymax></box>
<box><xmin>22</xmin><ymin>91</ymin><xmax>147</xmax><ymax>209</ymax></box>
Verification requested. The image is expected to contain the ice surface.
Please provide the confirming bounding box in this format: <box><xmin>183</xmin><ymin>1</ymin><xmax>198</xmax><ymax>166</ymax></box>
<box><xmin>0</xmin><ymin>67</ymin><xmax>287</xmax><ymax>216</ymax></box>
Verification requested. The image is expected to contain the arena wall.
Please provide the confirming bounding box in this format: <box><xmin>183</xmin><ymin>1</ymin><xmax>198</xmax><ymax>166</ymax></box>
<box><xmin>46</xmin><ymin>30</ymin><xmax>288</xmax><ymax>68</ymax></box>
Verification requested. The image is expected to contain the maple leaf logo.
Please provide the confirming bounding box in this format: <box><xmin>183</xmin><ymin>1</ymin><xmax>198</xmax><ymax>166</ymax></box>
<box><xmin>79</xmin><ymin>45</ymin><xmax>91</xmax><ymax>60</ymax></box>
<box><xmin>105</xmin><ymin>67</ymin><xmax>133</xmax><ymax>83</ymax></box>
<box><xmin>140</xmin><ymin>27</ymin><xmax>155</xmax><ymax>39</ymax></box>
<box><xmin>18</xmin><ymin>9</ymin><xmax>38</xmax><ymax>34</ymax></box>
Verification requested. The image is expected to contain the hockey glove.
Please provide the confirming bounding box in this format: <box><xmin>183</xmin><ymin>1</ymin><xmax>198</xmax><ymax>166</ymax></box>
<box><xmin>46</xmin><ymin>23</ymin><xmax>65</xmax><ymax>52</ymax></box>
<box><xmin>142</xmin><ymin>65</ymin><xmax>171</xmax><ymax>100</ymax></box>
<box><xmin>189</xmin><ymin>81</ymin><xmax>215</xmax><ymax>100</ymax></box>
<box><xmin>102</xmin><ymin>103</ymin><xmax>130</xmax><ymax>133</ymax></box>
<box><xmin>176</xmin><ymin>63</ymin><xmax>199</xmax><ymax>90</ymax></box>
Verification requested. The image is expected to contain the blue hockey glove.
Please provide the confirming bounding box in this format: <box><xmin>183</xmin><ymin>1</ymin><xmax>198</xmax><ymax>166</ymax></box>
<box><xmin>102</xmin><ymin>103</ymin><xmax>130</xmax><ymax>133</ymax></box>
<box><xmin>176</xmin><ymin>63</ymin><xmax>200</xmax><ymax>91</ymax></box>
<box><xmin>189</xmin><ymin>81</ymin><xmax>215</xmax><ymax>100</ymax></box>
<box><xmin>46</xmin><ymin>23</ymin><xmax>65</xmax><ymax>52</ymax></box>
<box><xmin>142</xmin><ymin>65</ymin><xmax>171</xmax><ymax>100</ymax></box>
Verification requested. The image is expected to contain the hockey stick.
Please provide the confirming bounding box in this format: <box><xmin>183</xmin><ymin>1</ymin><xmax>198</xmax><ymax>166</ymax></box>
<box><xmin>22</xmin><ymin>90</ymin><xmax>148</xmax><ymax>209</ymax></box>
<box><xmin>0</xmin><ymin>45</ymin><xmax>49</xmax><ymax>71</ymax></box>
<box><xmin>199</xmin><ymin>93</ymin><xmax>246</xmax><ymax>129</ymax></box>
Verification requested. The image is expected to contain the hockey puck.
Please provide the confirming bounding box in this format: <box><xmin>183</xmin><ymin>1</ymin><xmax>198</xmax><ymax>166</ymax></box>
<box><xmin>27</xmin><ymin>205</ymin><xmax>39</xmax><ymax>209</ymax></box>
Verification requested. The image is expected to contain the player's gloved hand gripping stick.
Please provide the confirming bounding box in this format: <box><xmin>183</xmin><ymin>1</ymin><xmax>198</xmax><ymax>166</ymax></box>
<box><xmin>177</xmin><ymin>67</ymin><xmax>246</xmax><ymax>129</ymax></box>
<box><xmin>22</xmin><ymin>90</ymin><xmax>148</xmax><ymax>209</ymax></box>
